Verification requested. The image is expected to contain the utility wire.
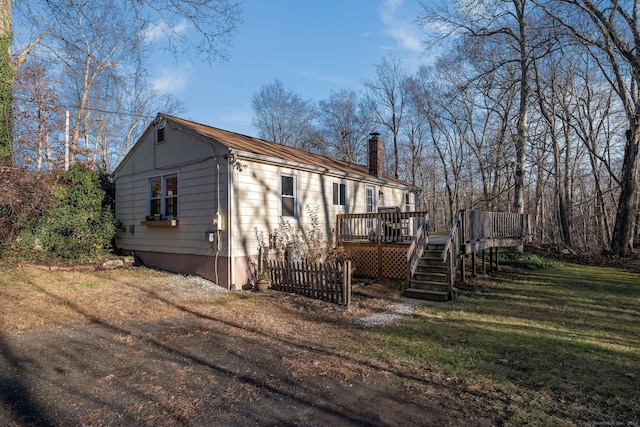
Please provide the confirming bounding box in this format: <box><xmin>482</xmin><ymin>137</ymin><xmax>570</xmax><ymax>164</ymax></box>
<box><xmin>12</xmin><ymin>95</ymin><xmax>156</xmax><ymax>120</ymax></box>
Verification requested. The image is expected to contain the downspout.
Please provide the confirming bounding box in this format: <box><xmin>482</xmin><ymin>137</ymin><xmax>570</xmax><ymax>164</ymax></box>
<box><xmin>227</xmin><ymin>153</ymin><xmax>237</xmax><ymax>290</ymax></box>
<box><xmin>214</xmin><ymin>161</ymin><xmax>220</xmax><ymax>286</ymax></box>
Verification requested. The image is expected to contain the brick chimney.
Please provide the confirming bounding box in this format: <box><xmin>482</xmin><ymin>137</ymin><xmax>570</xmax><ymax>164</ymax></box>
<box><xmin>368</xmin><ymin>132</ymin><xmax>383</xmax><ymax>177</ymax></box>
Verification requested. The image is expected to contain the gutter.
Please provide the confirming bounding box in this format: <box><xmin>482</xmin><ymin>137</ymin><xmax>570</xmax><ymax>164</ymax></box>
<box><xmin>227</xmin><ymin>148</ymin><xmax>414</xmax><ymax>191</ymax></box>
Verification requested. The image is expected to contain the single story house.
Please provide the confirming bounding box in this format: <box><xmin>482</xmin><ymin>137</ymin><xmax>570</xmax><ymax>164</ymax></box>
<box><xmin>113</xmin><ymin>113</ymin><xmax>419</xmax><ymax>289</ymax></box>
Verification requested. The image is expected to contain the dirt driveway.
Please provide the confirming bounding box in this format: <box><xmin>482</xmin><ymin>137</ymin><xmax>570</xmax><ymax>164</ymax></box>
<box><xmin>0</xmin><ymin>266</ymin><xmax>463</xmax><ymax>426</ymax></box>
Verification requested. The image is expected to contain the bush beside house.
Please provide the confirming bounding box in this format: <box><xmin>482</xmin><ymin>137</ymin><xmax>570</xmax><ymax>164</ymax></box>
<box><xmin>1</xmin><ymin>165</ymin><xmax>117</xmax><ymax>262</ymax></box>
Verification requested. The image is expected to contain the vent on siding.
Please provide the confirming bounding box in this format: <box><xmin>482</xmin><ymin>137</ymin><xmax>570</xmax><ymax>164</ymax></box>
<box><xmin>157</xmin><ymin>127</ymin><xmax>165</xmax><ymax>143</ymax></box>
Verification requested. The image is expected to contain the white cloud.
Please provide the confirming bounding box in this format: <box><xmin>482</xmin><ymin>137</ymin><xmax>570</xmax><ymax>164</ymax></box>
<box><xmin>378</xmin><ymin>0</ymin><xmax>423</xmax><ymax>53</ymax></box>
<box><xmin>144</xmin><ymin>23</ymin><xmax>165</xmax><ymax>42</ymax></box>
<box><xmin>143</xmin><ymin>19</ymin><xmax>190</xmax><ymax>42</ymax></box>
<box><xmin>301</xmin><ymin>70</ymin><xmax>345</xmax><ymax>84</ymax></box>
<box><xmin>151</xmin><ymin>64</ymin><xmax>192</xmax><ymax>95</ymax></box>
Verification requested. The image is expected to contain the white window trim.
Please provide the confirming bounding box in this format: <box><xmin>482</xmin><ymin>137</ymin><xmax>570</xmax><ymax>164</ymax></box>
<box><xmin>365</xmin><ymin>185</ymin><xmax>376</xmax><ymax>233</ymax></box>
<box><xmin>279</xmin><ymin>173</ymin><xmax>298</xmax><ymax>218</ymax></box>
<box><xmin>365</xmin><ymin>185</ymin><xmax>376</xmax><ymax>213</ymax></box>
<box><xmin>147</xmin><ymin>172</ymin><xmax>179</xmax><ymax>219</ymax></box>
<box><xmin>332</xmin><ymin>180</ymin><xmax>347</xmax><ymax>208</ymax></box>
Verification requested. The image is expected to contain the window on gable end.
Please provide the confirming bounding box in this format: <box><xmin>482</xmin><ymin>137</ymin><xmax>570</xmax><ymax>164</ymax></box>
<box><xmin>157</xmin><ymin>127</ymin><xmax>165</xmax><ymax>143</ymax></box>
<box><xmin>148</xmin><ymin>173</ymin><xmax>178</xmax><ymax>218</ymax></box>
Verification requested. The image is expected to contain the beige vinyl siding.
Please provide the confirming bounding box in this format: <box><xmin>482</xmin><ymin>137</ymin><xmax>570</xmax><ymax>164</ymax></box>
<box><xmin>115</xmin><ymin>127</ymin><xmax>230</xmax><ymax>257</ymax></box>
<box><xmin>116</xmin><ymin>160</ymin><xmax>229</xmax><ymax>256</ymax></box>
<box><xmin>231</xmin><ymin>158</ymin><xmax>410</xmax><ymax>258</ymax></box>
<box><xmin>231</xmin><ymin>161</ymin><xmax>280</xmax><ymax>258</ymax></box>
<box><xmin>116</xmin><ymin>118</ymin><xmax>414</xmax><ymax>261</ymax></box>
<box><xmin>153</xmin><ymin>127</ymin><xmax>217</xmax><ymax>169</ymax></box>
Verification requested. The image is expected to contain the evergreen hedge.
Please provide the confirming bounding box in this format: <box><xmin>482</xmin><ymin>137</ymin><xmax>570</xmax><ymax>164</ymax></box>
<box><xmin>15</xmin><ymin>165</ymin><xmax>116</xmax><ymax>261</ymax></box>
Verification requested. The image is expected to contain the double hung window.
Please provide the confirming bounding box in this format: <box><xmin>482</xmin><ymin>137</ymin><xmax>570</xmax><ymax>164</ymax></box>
<box><xmin>148</xmin><ymin>174</ymin><xmax>178</xmax><ymax>218</ymax></box>
<box><xmin>365</xmin><ymin>185</ymin><xmax>376</xmax><ymax>232</ymax></box>
<box><xmin>281</xmin><ymin>174</ymin><xmax>297</xmax><ymax>218</ymax></box>
<box><xmin>333</xmin><ymin>182</ymin><xmax>346</xmax><ymax>206</ymax></box>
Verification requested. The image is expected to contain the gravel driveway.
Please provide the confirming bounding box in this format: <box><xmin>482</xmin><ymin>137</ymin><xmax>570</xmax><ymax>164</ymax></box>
<box><xmin>0</xmin><ymin>267</ymin><xmax>458</xmax><ymax>426</ymax></box>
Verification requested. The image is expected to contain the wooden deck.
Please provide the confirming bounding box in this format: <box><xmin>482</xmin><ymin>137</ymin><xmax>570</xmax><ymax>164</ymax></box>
<box><xmin>337</xmin><ymin>210</ymin><xmax>531</xmax><ymax>301</ymax></box>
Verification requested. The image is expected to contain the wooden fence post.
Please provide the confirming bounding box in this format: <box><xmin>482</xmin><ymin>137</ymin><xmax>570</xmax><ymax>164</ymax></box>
<box><xmin>460</xmin><ymin>254</ymin><xmax>466</xmax><ymax>284</ymax></box>
<box><xmin>343</xmin><ymin>261</ymin><xmax>352</xmax><ymax>306</ymax></box>
<box><xmin>471</xmin><ymin>251</ymin><xmax>477</xmax><ymax>277</ymax></box>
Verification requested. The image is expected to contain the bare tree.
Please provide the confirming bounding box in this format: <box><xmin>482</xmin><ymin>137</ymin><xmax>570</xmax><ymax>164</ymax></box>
<box><xmin>4</xmin><ymin>0</ymin><xmax>241</xmax><ymax>167</ymax></box>
<box><xmin>91</xmin><ymin>51</ymin><xmax>184</xmax><ymax>171</ymax></box>
<box><xmin>14</xmin><ymin>59</ymin><xmax>64</xmax><ymax>171</ymax></box>
<box><xmin>410</xmin><ymin>64</ymin><xmax>466</xmax><ymax>225</ymax></box>
<box><xmin>251</xmin><ymin>79</ymin><xmax>316</xmax><ymax>149</ymax></box>
<box><xmin>537</xmin><ymin>0</ymin><xmax>640</xmax><ymax>255</ymax></box>
<box><xmin>362</xmin><ymin>57</ymin><xmax>408</xmax><ymax>179</ymax></box>
<box><xmin>572</xmin><ymin>72</ymin><xmax>621</xmax><ymax>249</ymax></box>
<box><xmin>532</xmin><ymin>43</ymin><xmax>576</xmax><ymax>247</ymax></box>
<box><xmin>401</xmin><ymin>90</ymin><xmax>428</xmax><ymax>187</ymax></box>
<box><xmin>316</xmin><ymin>90</ymin><xmax>370</xmax><ymax>164</ymax></box>
<box><xmin>454</xmin><ymin>60</ymin><xmax>518</xmax><ymax>212</ymax></box>
<box><xmin>420</xmin><ymin>0</ymin><xmax>546</xmax><ymax>214</ymax></box>
<box><xmin>132</xmin><ymin>0</ymin><xmax>241</xmax><ymax>63</ymax></box>
<box><xmin>41</xmin><ymin>2</ymin><xmax>143</xmax><ymax>165</ymax></box>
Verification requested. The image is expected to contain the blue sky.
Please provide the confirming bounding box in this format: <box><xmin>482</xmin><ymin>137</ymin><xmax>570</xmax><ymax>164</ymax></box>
<box><xmin>149</xmin><ymin>0</ymin><xmax>430</xmax><ymax>136</ymax></box>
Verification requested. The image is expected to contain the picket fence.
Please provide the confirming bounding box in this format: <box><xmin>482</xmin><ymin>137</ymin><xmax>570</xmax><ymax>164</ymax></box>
<box><xmin>268</xmin><ymin>260</ymin><xmax>352</xmax><ymax>306</ymax></box>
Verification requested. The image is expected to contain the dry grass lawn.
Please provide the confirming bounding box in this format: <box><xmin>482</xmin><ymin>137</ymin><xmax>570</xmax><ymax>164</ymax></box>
<box><xmin>0</xmin><ymin>260</ymin><xmax>638</xmax><ymax>426</ymax></box>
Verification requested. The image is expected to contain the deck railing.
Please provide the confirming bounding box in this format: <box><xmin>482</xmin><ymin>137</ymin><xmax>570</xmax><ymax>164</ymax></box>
<box><xmin>440</xmin><ymin>211</ymin><xmax>464</xmax><ymax>292</ymax></box>
<box><xmin>463</xmin><ymin>210</ymin><xmax>531</xmax><ymax>242</ymax></box>
<box><xmin>337</xmin><ymin>209</ymin><xmax>530</xmax><ymax>295</ymax></box>
<box><xmin>337</xmin><ymin>211</ymin><xmax>429</xmax><ymax>244</ymax></box>
<box><xmin>405</xmin><ymin>213</ymin><xmax>429</xmax><ymax>287</ymax></box>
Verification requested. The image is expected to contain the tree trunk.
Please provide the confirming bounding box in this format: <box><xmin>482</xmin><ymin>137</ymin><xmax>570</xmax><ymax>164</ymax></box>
<box><xmin>610</xmin><ymin>125</ymin><xmax>640</xmax><ymax>255</ymax></box>
<box><xmin>587</xmin><ymin>143</ymin><xmax>611</xmax><ymax>250</ymax></box>
<box><xmin>513</xmin><ymin>0</ymin><xmax>529</xmax><ymax>215</ymax></box>
<box><xmin>0</xmin><ymin>0</ymin><xmax>12</xmax><ymax>165</ymax></box>
<box><xmin>534</xmin><ymin>157</ymin><xmax>545</xmax><ymax>242</ymax></box>
<box><xmin>558</xmin><ymin>116</ymin><xmax>573</xmax><ymax>247</ymax></box>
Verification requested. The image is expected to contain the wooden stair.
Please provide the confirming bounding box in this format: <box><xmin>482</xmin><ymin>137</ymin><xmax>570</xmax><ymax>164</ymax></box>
<box><xmin>404</xmin><ymin>242</ymin><xmax>452</xmax><ymax>301</ymax></box>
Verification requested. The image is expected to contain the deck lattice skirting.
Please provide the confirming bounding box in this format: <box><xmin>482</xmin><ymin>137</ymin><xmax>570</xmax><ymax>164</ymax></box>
<box><xmin>337</xmin><ymin>210</ymin><xmax>531</xmax><ymax>301</ymax></box>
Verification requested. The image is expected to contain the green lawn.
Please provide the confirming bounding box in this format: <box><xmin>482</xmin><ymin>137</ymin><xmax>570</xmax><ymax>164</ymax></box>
<box><xmin>338</xmin><ymin>261</ymin><xmax>640</xmax><ymax>426</ymax></box>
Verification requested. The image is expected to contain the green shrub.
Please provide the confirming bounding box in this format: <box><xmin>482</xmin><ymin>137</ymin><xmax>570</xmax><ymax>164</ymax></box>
<box><xmin>16</xmin><ymin>165</ymin><xmax>116</xmax><ymax>261</ymax></box>
<box><xmin>498</xmin><ymin>251</ymin><xmax>563</xmax><ymax>270</ymax></box>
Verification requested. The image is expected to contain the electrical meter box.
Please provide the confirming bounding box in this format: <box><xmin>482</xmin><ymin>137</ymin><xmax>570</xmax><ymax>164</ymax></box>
<box><xmin>211</xmin><ymin>214</ymin><xmax>222</xmax><ymax>231</ymax></box>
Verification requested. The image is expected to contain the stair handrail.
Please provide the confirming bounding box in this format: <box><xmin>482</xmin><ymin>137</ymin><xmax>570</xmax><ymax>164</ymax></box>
<box><xmin>405</xmin><ymin>213</ymin><xmax>429</xmax><ymax>288</ymax></box>
<box><xmin>440</xmin><ymin>211</ymin><xmax>464</xmax><ymax>293</ymax></box>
